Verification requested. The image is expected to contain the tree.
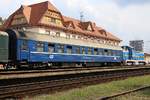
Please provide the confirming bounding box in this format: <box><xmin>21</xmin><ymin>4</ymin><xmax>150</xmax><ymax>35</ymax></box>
<box><xmin>0</xmin><ymin>17</ymin><xmax>5</xmax><ymax>25</ymax></box>
<box><xmin>0</xmin><ymin>17</ymin><xmax>2</xmax><ymax>22</ymax></box>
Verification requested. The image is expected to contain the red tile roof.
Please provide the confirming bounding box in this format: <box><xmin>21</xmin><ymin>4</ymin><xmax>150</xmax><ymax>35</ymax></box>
<box><xmin>145</xmin><ymin>53</ymin><xmax>150</xmax><ymax>56</ymax></box>
<box><xmin>3</xmin><ymin>1</ymin><xmax>121</xmax><ymax>41</ymax></box>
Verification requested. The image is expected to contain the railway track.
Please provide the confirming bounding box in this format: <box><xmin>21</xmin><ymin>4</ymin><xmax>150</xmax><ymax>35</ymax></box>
<box><xmin>0</xmin><ymin>65</ymin><xmax>149</xmax><ymax>77</ymax></box>
<box><xmin>0</xmin><ymin>67</ymin><xmax>150</xmax><ymax>99</ymax></box>
<box><xmin>99</xmin><ymin>85</ymin><xmax>150</xmax><ymax>100</ymax></box>
<box><xmin>0</xmin><ymin>65</ymin><xmax>148</xmax><ymax>75</ymax></box>
<box><xmin>0</xmin><ymin>66</ymin><xmax>149</xmax><ymax>81</ymax></box>
<box><xmin>0</xmin><ymin>66</ymin><xmax>114</xmax><ymax>74</ymax></box>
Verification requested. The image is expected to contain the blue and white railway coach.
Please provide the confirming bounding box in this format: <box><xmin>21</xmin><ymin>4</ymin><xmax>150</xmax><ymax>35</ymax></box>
<box><xmin>4</xmin><ymin>29</ymin><xmax>122</xmax><ymax>68</ymax></box>
<box><xmin>1</xmin><ymin>1</ymin><xmax>123</xmax><ymax>69</ymax></box>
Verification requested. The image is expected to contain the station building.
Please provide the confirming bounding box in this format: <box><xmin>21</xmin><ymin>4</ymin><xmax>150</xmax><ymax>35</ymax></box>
<box><xmin>3</xmin><ymin>1</ymin><xmax>121</xmax><ymax>51</ymax></box>
<box><xmin>144</xmin><ymin>53</ymin><xmax>150</xmax><ymax>64</ymax></box>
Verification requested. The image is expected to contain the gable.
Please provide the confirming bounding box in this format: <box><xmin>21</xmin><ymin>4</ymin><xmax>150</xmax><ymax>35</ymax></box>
<box><xmin>40</xmin><ymin>10</ymin><xmax>63</xmax><ymax>26</ymax></box>
<box><xmin>68</xmin><ymin>22</ymin><xmax>74</xmax><ymax>28</ymax></box>
<box><xmin>65</xmin><ymin>21</ymin><xmax>75</xmax><ymax>29</ymax></box>
<box><xmin>87</xmin><ymin>24</ymin><xmax>93</xmax><ymax>31</ymax></box>
<box><xmin>11</xmin><ymin>14</ymin><xmax>28</xmax><ymax>25</ymax></box>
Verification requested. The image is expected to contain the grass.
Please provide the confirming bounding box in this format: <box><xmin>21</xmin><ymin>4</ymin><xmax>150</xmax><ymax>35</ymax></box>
<box><xmin>24</xmin><ymin>75</ymin><xmax>150</xmax><ymax>100</ymax></box>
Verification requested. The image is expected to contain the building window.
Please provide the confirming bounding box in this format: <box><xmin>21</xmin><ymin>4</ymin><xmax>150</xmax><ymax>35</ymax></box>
<box><xmin>12</xmin><ymin>17</ymin><xmax>26</xmax><ymax>25</ymax></box>
<box><xmin>66</xmin><ymin>46</ymin><xmax>72</xmax><ymax>54</ymax></box>
<box><xmin>66</xmin><ymin>34</ymin><xmax>70</xmax><ymax>39</ymax></box>
<box><xmin>48</xmin><ymin>44</ymin><xmax>55</xmax><ymax>53</ymax></box>
<box><xmin>77</xmin><ymin>35</ymin><xmax>81</xmax><ymax>39</ymax></box>
<box><xmin>46</xmin><ymin>30</ymin><xmax>51</xmax><ymax>35</ymax></box>
<box><xmin>56</xmin><ymin>32</ymin><xmax>60</xmax><ymax>37</ymax></box>
<box><xmin>83</xmin><ymin>36</ymin><xmax>88</xmax><ymax>40</ymax></box>
<box><xmin>51</xmin><ymin>32</ymin><xmax>56</xmax><ymax>36</ymax></box>
<box><xmin>72</xmin><ymin>34</ymin><xmax>76</xmax><ymax>39</ymax></box>
<box><xmin>21</xmin><ymin>40</ymin><xmax>28</xmax><ymax>50</ymax></box>
<box><xmin>57</xmin><ymin>44</ymin><xmax>64</xmax><ymax>53</ymax></box>
<box><xmin>56</xmin><ymin>19</ymin><xmax>62</xmax><ymax>26</ymax></box>
<box><xmin>37</xmin><ymin>42</ymin><xmax>44</xmax><ymax>52</ymax></box>
<box><xmin>51</xmin><ymin>17</ymin><xmax>56</xmax><ymax>23</ymax></box>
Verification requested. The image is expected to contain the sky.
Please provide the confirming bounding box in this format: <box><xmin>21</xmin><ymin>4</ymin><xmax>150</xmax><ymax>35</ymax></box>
<box><xmin>0</xmin><ymin>0</ymin><xmax>150</xmax><ymax>52</ymax></box>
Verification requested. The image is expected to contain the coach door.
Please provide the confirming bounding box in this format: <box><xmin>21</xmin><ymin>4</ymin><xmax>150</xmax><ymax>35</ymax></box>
<box><xmin>20</xmin><ymin>40</ymin><xmax>29</xmax><ymax>61</ymax></box>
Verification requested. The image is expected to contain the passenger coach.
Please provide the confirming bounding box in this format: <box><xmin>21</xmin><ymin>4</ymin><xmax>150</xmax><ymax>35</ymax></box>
<box><xmin>2</xmin><ymin>29</ymin><xmax>122</xmax><ymax>69</ymax></box>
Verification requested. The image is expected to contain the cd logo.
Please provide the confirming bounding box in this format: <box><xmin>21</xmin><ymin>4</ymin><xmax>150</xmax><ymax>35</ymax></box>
<box><xmin>49</xmin><ymin>55</ymin><xmax>54</xmax><ymax>59</ymax></box>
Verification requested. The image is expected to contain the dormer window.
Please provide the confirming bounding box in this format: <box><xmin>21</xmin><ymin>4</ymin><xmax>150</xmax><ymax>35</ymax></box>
<box><xmin>87</xmin><ymin>24</ymin><xmax>93</xmax><ymax>31</ymax></box>
<box><xmin>99</xmin><ymin>30</ymin><xmax>107</xmax><ymax>36</ymax></box>
<box><xmin>69</xmin><ymin>23</ymin><xmax>74</xmax><ymax>28</ymax></box>
<box><xmin>65</xmin><ymin>21</ymin><xmax>75</xmax><ymax>29</ymax></box>
<box><xmin>80</xmin><ymin>21</ymin><xmax>94</xmax><ymax>31</ymax></box>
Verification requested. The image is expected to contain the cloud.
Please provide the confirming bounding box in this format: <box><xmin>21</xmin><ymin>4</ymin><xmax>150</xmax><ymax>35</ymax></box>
<box><xmin>63</xmin><ymin>0</ymin><xmax>150</xmax><ymax>52</ymax></box>
<box><xmin>0</xmin><ymin>0</ymin><xmax>150</xmax><ymax>52</ymax></box>
<box><xmin>0</xmin><ymin>0</ymin><xmax>13</xmax><ymax>10</ymax></box>
<box><xmin>22</xmin><ymin>0</ymin><xmax>54</xmax><ymax>5</ymax></box>
<box><xmin>114</xmin><ymin>0</ymin><xmax>150</xmax><ymax>6</ymax></box>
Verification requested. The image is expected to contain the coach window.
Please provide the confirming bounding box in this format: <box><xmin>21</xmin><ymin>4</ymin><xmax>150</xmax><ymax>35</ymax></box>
<box><xmin>21</xmin><ymin>40</ymin><xmax>28</xmax><ymax>50</ymax></box>
<box><xmin>48</xmin><ymin>44</ymin><xmax>55</xmax><ymax>53</ymax></box>
<box><xmin>99</xmin><ymin>49</ymin><xmax>103</xmax><ymax>55</ymax></box>
<box><xmin>37</xmin><ymin>42</ymin><xmax>44</xmax><ymax>52</ymax></box>
<box><xmin>111</xmin><ymin>51</ymin><xmax>115</xmax><ymax>56</ymax></box>
<box><xmin>82</xmin><ymin>48</ymin><xmax>86</xmax><ymax>54</ymax></box>
<box><xmin>117</xmin><ymin>51</ymin><xmax>121</xmax><ymax>56</ymax></box>
<box><xmin>67</xmin><ymin>46</ymin><xmax>72</xmax><ymax>54</ymax></box>
<box><xmin>94</xmin><ymin>48</ymin><xmax>98</xmax><ymax>55</ymax></box>
<box><xmin>75</xmin><ymin>47</ymin><xmax>80</xmax><ymax>54</ymax></box>
<box><xmin>57</xmin><ymin>44</ymin><xmax>64</xmax><ymax>53</ymax></box>
<box><xmin>104</xmin><ymin>49</ymin><xmax>108</xmax><ymax>55</ymax></box>
<box><xmin>108</xmin><ymin>50</ymin><xmax>112</xmax><ymax>56</ymax></box>
<box><xmin>88</xmin><ymin>48</ymin><xmax>92</xmax><ymax>55</ymax></box>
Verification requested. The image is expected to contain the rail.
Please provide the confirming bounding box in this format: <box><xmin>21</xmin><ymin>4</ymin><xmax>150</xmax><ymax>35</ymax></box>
<box><xmin>99</xmin><ymin>86</ymin><xmax>150</xmax><ymax>100</ymax></box>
